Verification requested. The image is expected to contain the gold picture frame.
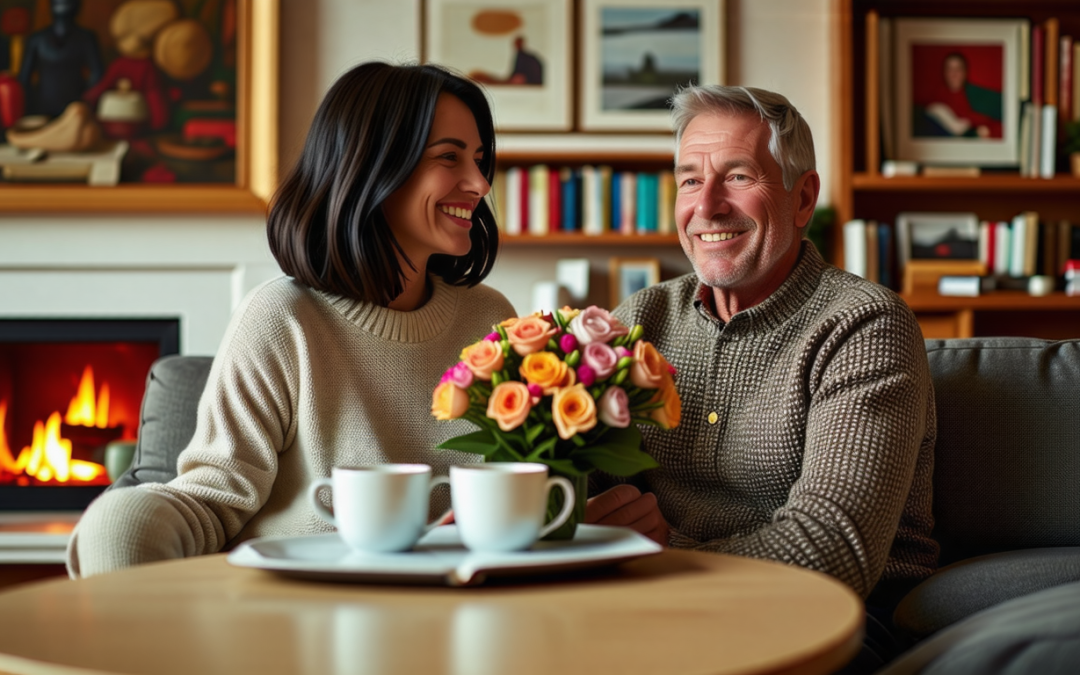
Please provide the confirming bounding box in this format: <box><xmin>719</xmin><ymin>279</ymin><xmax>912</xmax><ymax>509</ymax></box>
<box><xmin>0</xmin><ymin>0</ymin><xmax>278</xmax><ymax>214</ymax></box>
<box><xmin>609</xmin><ymin>256</ymin><xmax>660</xmax><ymax>307</ymax></box>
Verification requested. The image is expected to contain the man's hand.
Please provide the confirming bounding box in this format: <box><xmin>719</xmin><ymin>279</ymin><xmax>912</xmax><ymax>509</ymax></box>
<box><xmin>585</xmin><ymin>484</ymin><xmax>669</xmax><ymax>547</ymax></box>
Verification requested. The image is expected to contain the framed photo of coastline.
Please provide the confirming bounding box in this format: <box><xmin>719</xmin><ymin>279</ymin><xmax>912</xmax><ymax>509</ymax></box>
<box><xmin>609</xmin><ymin>257</ymin><xmax>661</xmax><ymax>307</ymax></box>
<box><xmin>422</xmin><ymin>0</ymin><xmax>573</xmax><ymax>131</ymax></box>
<box><xmin>578</xmin><ymin>0</ymin><xmax>724</xmax><ymax>131</ymax></box>
<box><xmin>896</xmin><ymin>212</ymin><xmax>980</xmax><ymax>272</ymax></box>
<box><xmin>894</xmin><ymin>18</ymin><xmax>1025</xmax><ymax>166</ymax></box>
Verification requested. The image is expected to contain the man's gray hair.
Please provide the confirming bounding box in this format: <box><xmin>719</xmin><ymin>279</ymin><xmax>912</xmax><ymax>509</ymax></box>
<box><xmin>671</xmin><ymin>84</ymin><xmax>816</xmax><ymax>192</ymax></box>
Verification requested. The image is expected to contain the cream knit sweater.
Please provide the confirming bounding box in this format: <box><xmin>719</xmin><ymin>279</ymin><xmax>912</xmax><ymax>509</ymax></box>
<box><xmin>612</xmin><ymin>242</ymin><xmax>939</xmax><ymax>599</ymax></box>
<box><xmin>67</xmin><ymin>275</ymin><xmax>514</xmax><ymax>578</ymax></box>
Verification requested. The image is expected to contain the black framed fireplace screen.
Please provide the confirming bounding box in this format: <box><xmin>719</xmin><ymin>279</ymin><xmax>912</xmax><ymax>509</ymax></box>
<box><xmin>0</xmin><ymin>319</ymin><xmax>179</xmax><ymax>510</ymax></box>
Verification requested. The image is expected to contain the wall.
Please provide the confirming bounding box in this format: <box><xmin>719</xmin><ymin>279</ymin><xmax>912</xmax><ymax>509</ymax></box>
<box><xmin>0</xmin><ymin>0</ymin><xmax>833</xmax><ymax>354</ymax></box>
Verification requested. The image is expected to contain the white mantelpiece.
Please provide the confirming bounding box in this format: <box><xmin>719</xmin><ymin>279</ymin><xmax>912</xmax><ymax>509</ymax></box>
<box><xmin>0</xmin><ymin>215</ymin><xmax>282</xmax><ymax>356</ymax></box>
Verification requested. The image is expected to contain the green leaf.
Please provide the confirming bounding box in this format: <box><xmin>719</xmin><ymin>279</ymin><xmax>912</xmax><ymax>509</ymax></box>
<box><xmin>539</xmin><ymin>458</ymin><xmax>589</xmax><ymax>477</ymax></box>
<box><xmin>525</xmin><ymin>435</ymin><xmax>558</xmax><ymax>461</ymax></box>
<box><xmin>525</xmin><ymin>423</ymin><xmax>545</xmax><ymax>445</ymax></box>
<box><xmin>571</xmin><ymin>444</ymin><xmax>659</xmax><ymax>476</ymax></box>
<box><xmin>491</xmin><ymin>431</ymin><xmax>526</xmax><ymax>461</ymax></box>
<box><xmin>436</xmin><ymin>429</ymin><xmax>501</xmax><ymax>456</ymax></box>
<box><xmin>570</xmin><ymin>433</ymin><xmax>587</xmax><ymax>447</ymax></box>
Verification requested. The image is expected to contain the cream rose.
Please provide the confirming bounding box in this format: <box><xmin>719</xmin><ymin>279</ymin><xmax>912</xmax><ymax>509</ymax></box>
<box><xmin>581</xmin><ymin>342</ymin><xmax>619</xmax><ymax>379</ymax></box>
<box><xmin>568</xmin><ymin>306</ymin><xmax>629</xmax><ymax>346</ymax></box>
<box><xmin>486</xmin><ymin>381</ymin><xmax>532</xmax><ymax>431</ymax></box>
<box><xmin>551</xmin><ymin>383</ymin><xmax>597</xmax><ymax>440</ymax></box>
<box><xmin>597</xmin><ymin>386</ymin><xmax>631</xmax><ymax>428</ymax></box>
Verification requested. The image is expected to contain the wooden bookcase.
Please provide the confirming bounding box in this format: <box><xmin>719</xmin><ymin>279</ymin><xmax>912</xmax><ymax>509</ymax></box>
<box><xmin>832</xmin><ymin>0</ymin><xmax>1080</xmax><ymax>339</ymax></box>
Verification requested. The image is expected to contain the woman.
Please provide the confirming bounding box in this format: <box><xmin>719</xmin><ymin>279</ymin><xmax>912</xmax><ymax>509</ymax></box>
<box><xmin>67</xmin><ymin>62</ymin><xmax>514</xmax><ymax>577</ymax></box>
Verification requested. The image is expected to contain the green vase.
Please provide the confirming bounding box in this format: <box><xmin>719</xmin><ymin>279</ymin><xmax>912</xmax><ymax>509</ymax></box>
<box><xmin>542</xmin><ymin>471</ymin><xmax>588</xmax><ymax>541</ymax></box>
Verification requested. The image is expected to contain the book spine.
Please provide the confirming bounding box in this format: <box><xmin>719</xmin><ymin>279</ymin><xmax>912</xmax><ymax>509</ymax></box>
<box><xmin>1009</xmin><ymin>214</ymin><xmax>1026</xmax><ymax>278</ymax></box>
<box><xmin>1045</xmin><ymin>18</ymin><xmax>1059</xmax><ymax>107</ymax></box>
<box><xmin>620</xmin><ymin>171</ymin><xmax>636</xmax><ymax>235</ymax></box>
<box><xmin>843</xmin><ymin>219</ymin><xmax>868</xmax><ymax>279</ymax></box>
<box><xmin>978</xmin><ymin>220</ymin><xmax>992</xmax><ymax>269</ymax></box>
<box><xmin>560</xmin><ymin>167</ymin><xmax>578</xmax><ymax>233</ymax></box>
<box><xmin>503</xmin><ymin>167</ymin><xmax>522</xmax><ymax>236</ymax></box>
<box><xmin>994</xmin><ymin>221</ymin><xmax>1011</xmax><ymax>276</ymax></box>
<box><xmin>581</xmin><ymin>166</ymin><xmax>599</xmax><ymax>235</ymax></box>
<box><xmin>610</xmin><ymin>171</ymin><xmax>623</xmax><ymax>234</ymax></box>
<box><xmin>1024</xmin><ymin>212</ymin><xmax>1040</xmax><ymax>277</ymax></box>
<box><xmin>1040</xmin><ymin>105</ymin><xmax>1058</xmax><ymax>178</ymax></box>
<box><xmin>1061</xmin><ymin>35</ymin><xmax>1074</xmax><ymax>126</ymax></box>
<box><xmin>878</xmin><ymin>221</ymin><xmax>894</xmax><ymax>290</ymax></box>
<box><xmin>528</xmin><ymin>165</ymin><xmax>549</xmax><ymax>236</ymax></box>
<box><xmin>548</xmin><ymin>167</ymin><xmax>561</xmax><ymax>233</ymax></box>
<box><xmin>657</xmin><ymin>171</ymin><xmax>675</xmax><ymax>235</ymax></box>
<box><xmin>519</xmin><ymin>164</ymin><xmax>530</xmax><ymax>235</ymax></box>
<box><xmin>598</xmin><ymin>166</ymin><xmax>613</xmax><ymax>233</ymax></box>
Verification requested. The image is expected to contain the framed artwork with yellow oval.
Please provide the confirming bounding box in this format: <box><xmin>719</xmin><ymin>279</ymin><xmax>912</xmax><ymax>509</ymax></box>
<box><xmin>422</xmin><ymin>0</ymin><xmax>572</xmax><ymax>132</ymax></box>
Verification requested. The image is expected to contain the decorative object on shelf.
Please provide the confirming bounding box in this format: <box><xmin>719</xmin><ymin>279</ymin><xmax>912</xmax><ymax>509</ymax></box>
<box><xmin>578</xmin><ymin>0</ymin><xmax>724</xmax><ymax>131</ymax></box>
<box><xmin>422</xmin><ymin>0</ymin><xmax>572</xmax><ymax>132</ymax></box>
<box><xmin>896</xmin><ymin>211</ymin><xmax>980</xmax><ymax>272</ymax></box>
<box><xmin>893</xmin><ymin>18</ymin><xmax>1025</xmax><ymax>166</ymax></box>
<box><xmin>609</xmin><ymin>257</ymin><xmax>661</xmax><ymax>306</ymax></box>
<box><xmin>432</xmin><ymin>306</ymin><xmax>680</xmax><ymax>539</ymax></box>
<box><xmin>0</xmin><ymin>0</ymin><xmax>278</xmax><ymax>214</ymax></box>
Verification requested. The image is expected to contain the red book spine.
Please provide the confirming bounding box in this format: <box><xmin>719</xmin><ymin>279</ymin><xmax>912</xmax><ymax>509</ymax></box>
<box><xmin>1032</xmin><ymin>25</ymin><xmax>1044</xmax><ymax>104</ymax></box>
<box><xmin>548</xmin><ymin>167</ymin><xmax>561</xmax><ymax>233</ymax></box>
<box><xmin>986</xmin><ymin>223</ymin><xmax>997</xmax><ymax>273</ymax></box>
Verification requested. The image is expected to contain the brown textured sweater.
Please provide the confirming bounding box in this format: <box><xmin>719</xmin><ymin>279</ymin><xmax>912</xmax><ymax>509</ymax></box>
<box><xmin>612</xmin><ymin>242</ymin><xmax>939</xmax><ymax>598</ymax></box>
<box><xmin>67</xmin><ymin>275</ymin><xmax>514</xmax><ymax>578</ymax></box>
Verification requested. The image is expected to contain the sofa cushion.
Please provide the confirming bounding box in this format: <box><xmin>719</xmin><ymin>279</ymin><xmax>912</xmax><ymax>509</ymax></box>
<box><xmin>879</xmin><ymin>579</ymin><xmax>1080</xmax><ymax>675</ymax></box>
<box><xmin>109</xmin><ymin>355</ymin><xmax>212</xmax><ymax>489</ymax></box>
<box><xmin>894</xmin><ymin>547</ymin><xmax>1080</xmax><ymax>640</ymax></box>
<box><xmin>925</xmin><ymin>338</ymin><xmax>1080</xmax><ymax>566</ymax></box>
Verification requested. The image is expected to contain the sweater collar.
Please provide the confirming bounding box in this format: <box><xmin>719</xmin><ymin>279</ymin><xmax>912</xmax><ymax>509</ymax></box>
<box><xmin>692</xmin><ymin>240</ymin><xmax>827</xmax><ymax>335</ymax></box>
<box><xmin>318</xmin><ymin>276</ymin><xmax>459</xmax><ymax>343</ymax></box>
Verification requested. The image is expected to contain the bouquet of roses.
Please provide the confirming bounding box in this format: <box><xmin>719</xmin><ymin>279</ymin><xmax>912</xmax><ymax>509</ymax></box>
<box><xmin>430</xmin><ymin>306</ymin><xmax>681</xmax><ymax>479</ymax></box>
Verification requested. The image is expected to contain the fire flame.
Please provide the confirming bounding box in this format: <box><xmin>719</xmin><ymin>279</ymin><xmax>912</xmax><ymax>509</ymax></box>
<box><xmin>65</xmin><ymin>365</ymin><xmax>110</xmax><ymax>428</ymax></box>
<box><xmin>0</xmin><ymin>365</ymin><xmax>110</xmax><ymax>484</ymax></box>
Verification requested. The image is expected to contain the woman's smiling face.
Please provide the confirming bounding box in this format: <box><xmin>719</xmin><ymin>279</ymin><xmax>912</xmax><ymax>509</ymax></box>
<box><xmin>381</xmin><ymin>93</ymin><xmax>490</xmax><ymax>268</ymax></box>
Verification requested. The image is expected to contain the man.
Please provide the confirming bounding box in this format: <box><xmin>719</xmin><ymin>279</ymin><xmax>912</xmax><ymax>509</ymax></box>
<box><xmin>586</xmin><ymin>85</ymin><xmax>938</xmax><ymax>670</ymax></box>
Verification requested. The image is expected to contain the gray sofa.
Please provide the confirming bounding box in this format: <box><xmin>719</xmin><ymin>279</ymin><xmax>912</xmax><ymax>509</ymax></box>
<box><xmin>113</xmin><ymin>338</ymin><xmax>1080</xmax><ymax>674</ymax></box>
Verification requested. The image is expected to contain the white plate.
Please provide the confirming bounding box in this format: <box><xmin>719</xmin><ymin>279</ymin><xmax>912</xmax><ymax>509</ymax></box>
<box><xmin>227</xmin><ymin>524</ymin><xmax>661</xmax><ymax>587</ymax></box>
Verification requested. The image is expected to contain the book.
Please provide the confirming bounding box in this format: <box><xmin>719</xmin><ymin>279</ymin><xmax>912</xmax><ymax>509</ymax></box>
<box><xmin>1023</xmin><ymin>211</ymin><xmax>1039</xmax><ymax>277</ymax></box>
<box><xmin>503</xmin><ymin>166</ymin><xmax>522</xmax><ymax>236</ymax></box>
<box><xmin>1062</xmin><ymin>35</ymin><xmax>1074</xmax><ymax>127</ymax></box>
<box><xmin>843</xmin><ymin>219</ymin><xmax>868</xmax><ymax>279</ymax></box>
<box><xmin>1018</xmin><ymin>102</ymin><xmax>1034</xmax><ymax>177</ymax></box>
<box><xmin>580</xmin><ymin>165</ymin><xmax>601</xmax><ymax>235</ymax></box>
<box><xmin>1031</xmin><ymin>24</ymin><xmax>1044</xmax><ymax>177</ymax></box>
<box><xmin>619</xmin><ymin>171</ymin><xmax>636</xmax><ymax>235</ymax></box>
<box><xmin>865</xmin><ymin>219</ymin><xmax>880</xmax><ymax>284</ymax></box>
<box><xmin>518</xmin><ymin>163</ymin><xmax>530</xmax><ymax>235</ymax></box>
<box><xmin>978</xmin><ymin>220</ymin><xmax>992</xmax><ymax>270</ymax></box>
<box><xmin>636</xmin><ymin>173</ymin><xmax>658</xmax><ymax>233</ymax></box>
<box><xmin>560</xmin><ymin>167</ymin><xmax>579</xmax><ymax>232</ymax></box>
<box><xmin>1019</xmin><ymin>20</ymin><xmax>1031</xmax><ymax>102</ymax></box>
<box><xmin>1009</xmin><ymin>213</ymin><xmax>1027</xmax><ymax>277</ymax></box>
<box><xmin>993</xmin><ymin>221</ymin><xmax>1011</xmax><ymax>276</ymax></box>
<box><xmin>657</xmin><ymin>171</ymin><xmax>675</xmax><ymax>235</ymax></box>
<box><xmin>598</xmin><ymin>165</ymin><xmax>613</xmax><ymax>233</ymax></box>
<box><xmin>548</xmin><ymin>167</ymin><xmax>562</xmax><ymax>233</ymax></box>
<box><xmin>1040</xmin><ymin>105</ymin><xmax>1058</xmax><ymax>178</ymax></box>
<box><xmin>528</xmin><ymin>164</ymin><xmax>549</xmax><ymax>236</ymax></box>
<box><xmin>610</xmin><ymin>171</ymin><xmax>623</xmax><ymax>234</ymax></box>
<box><xmin>1045</xmin><ymin>18</ymin><xmax>1060</xmax><ymax>107</ymax></box>
<box><xmin>878</xmin><ymin>221</ymin><xmax>896</xmax><ymax>290</ymax></box>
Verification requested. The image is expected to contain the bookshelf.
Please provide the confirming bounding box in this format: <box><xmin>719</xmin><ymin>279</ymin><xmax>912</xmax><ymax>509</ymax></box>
<box><xmin>833</xmin><ymin>0</ymin><xmax>1080</xmax><ymax>339</ymax></box>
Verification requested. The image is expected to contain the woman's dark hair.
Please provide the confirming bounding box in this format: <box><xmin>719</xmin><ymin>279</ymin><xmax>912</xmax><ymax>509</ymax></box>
<box><xmin>267</xmin><ymin>62</ymin><xmax>498</xmax><ymax>305</ymax></box>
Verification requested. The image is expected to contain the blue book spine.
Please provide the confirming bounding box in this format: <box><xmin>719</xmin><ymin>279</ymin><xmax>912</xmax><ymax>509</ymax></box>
<box><xmin>561</xmin><ymin>169</ymin><xmax>578</xmax><ymax>232</ymax></box>
<box><xmin>878</xmin><ymin>222</ymin><xmax>893</xmax><ymax>290</ymax></box>
<box><xmin>610</xmin><ymin>171</ymin><xmax>622</xmax><ymax>233</ymax></box>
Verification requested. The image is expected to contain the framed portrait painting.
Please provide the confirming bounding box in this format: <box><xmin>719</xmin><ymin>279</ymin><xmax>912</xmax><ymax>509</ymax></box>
<box><xmin>578</xmin><ymin>0</ymin><xmax>724</xmax><ymax>132</ymax></box>
<box><xmin>609</xmin><ymin>257</ymin><xmax>660</xmax><ymax>307</ymax></box>
<box><xmin>423</xmin><ymin>0</ymin><xmax>572</xmax><ymax>132</ymax></box>
<box><xmin>0</xmin><ymin>0</ymin><xmax>278</xmax><ymax>214</ymax></box>
<box><xmin>894</xmin><ymin>18</ymin><xmax>1025</xmax><ymax>166</ymax></box>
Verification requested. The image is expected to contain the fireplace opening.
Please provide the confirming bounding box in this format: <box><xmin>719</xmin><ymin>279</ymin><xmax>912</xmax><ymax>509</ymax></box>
<box><xmin>0</xmin><ymin>320</ymin><xmax>179</xmax><ymax>510</ymax></box>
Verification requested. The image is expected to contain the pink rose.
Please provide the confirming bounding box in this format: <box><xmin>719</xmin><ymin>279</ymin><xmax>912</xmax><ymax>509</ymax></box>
<box><xmin>582</xmin><ymin>342</ymin><xmax>618</xmax><ymax>379</ymax></box>
<box><xmin>615</xmin><ymin>346</ymin><xmax>632</xmax><ymax>359</ymax></box>
<box><xmin>568</xmin><ymin>306</ymin><xmax>629</xmax><ymax>346</ymax></box>
<box><xmin>504</xmin><ymin>315</ymin><xmax>559</xmax><ymax>356</ymax></box>
<box><xmin>440</xmin><ymin>362</ymin><xmax>474</xmax><ymax>388</ymax></box>
<box><xmin>597</xmin><ymin>386</ymin><xmax>631</xmax><ymax>428</ymax></box>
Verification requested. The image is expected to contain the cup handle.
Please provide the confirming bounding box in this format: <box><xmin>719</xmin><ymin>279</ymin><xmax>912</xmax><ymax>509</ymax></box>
<box><xmin>309</xmin><ymin>477</ymin><xmax>337</xmax><ymax>527</ymax></box>
<box><xmin>423</xmin><ymin>474</ymin><xmax>452</xmax><ymax>533</ymax></box>
<box><xmin>538</xmin><ymin>476</ymin><xmax>576</xmax><ymax>539</ymax></box>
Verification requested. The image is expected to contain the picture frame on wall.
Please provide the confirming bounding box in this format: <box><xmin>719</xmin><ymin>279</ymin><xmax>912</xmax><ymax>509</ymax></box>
<box><xmin>893</xmin><ymin>18</ymin><xmax>1025</xmax><ymax>166</ymax></box>
<box><xmin>0</xmin><ymin>0</ymin><xmax>278</xmax><ymax>214</ymax></box>
<box><xmin>578</xmin><ymin>0</ymin><xmax>724</xmax><ymax>132</ymax></box>
<box><xmin>896</xmin><ymin>211</ymin><xmax>980</xmax><ymax>271</ymax></box>
<box><xmin>422</xmin><ymin>0</ymin><xmax>572</xmax><ymax>132</ymax></box>
<box><xmin>609</xmin><ymin>257</ymin><xmax>661</xmax><ymax>307</ymax></box>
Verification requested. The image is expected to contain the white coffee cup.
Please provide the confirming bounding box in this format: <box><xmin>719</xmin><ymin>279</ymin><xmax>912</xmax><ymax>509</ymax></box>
<box><xmin>449</xmin><ymin>463</ymin><xmax>575</xmax><ymax>552</ymax></box>
<box><xmin>309</xmin><ymin>464</ymin><xmax>450</xmax><ymax>553</ymax></box>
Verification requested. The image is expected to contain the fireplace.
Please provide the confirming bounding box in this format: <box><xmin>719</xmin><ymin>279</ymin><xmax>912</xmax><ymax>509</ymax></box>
<box><xmin>0</xmin><ymin>319</ymin><xmax>179</xmax><ymax>510</ymax></box>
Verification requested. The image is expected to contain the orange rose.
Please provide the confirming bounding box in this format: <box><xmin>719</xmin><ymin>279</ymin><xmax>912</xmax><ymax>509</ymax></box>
<box><xmin>460</xmin><ymin>339</ymin><xmax>504</xmax><ymax>381</ymax></box>
<box><xmin>504</xmin><ymin>315</ymin><xmax>558</xmax><ymax>356</ymax></box>
<box><xmin>551</xmin><ymin>383</ymin><xmax>597</xmax><ymax>440</ymax></box>
<box><xmin>650</xmin><ymin>379</ymin><xmax>682</xmax><ymax>429</ymax></box>
<box><xmin>486</xmin><ymin>381</ymin><xmax>532</xmax><ymax>431</ymax></box>
<box><xmin>630</xmin><ymin>340</ymin><xmax>667</xmax><ymax>389</ymax></box>
<box><xmin>431</xmin><ymin>382</ymin><xmax>470</xmax><ymax>421</ymax></box>
<box><xmin>519</xmin><ymin>352</ymin><xmax>576</xmax><ymax>395</ymax></box>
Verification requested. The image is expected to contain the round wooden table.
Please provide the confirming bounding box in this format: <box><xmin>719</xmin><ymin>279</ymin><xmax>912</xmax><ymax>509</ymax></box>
<box><xmin>0</xmin><ymin>549</ymin><xmax>863</xmax><ymax>675</ymax></box>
